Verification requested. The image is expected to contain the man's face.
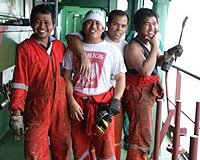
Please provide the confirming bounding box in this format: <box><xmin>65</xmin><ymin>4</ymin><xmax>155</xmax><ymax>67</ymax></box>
<box><xmin>139</xmin><ymin>16</ymin><xmax>158</xmax><ymax>38</ymax></box>
<box><xmin>107</xmin><ymin>15</ymin><xmax>128</xmax><ymax>42</ymax></box>
<box><xmin>31</xmin><ymin>13</ymin><xmax>54</xmax><ymax>42</ymax></box>
<box><xmin>83</xmin><ymin>19</ymin><xmax>104</xmax><ymax>43</ymax></box>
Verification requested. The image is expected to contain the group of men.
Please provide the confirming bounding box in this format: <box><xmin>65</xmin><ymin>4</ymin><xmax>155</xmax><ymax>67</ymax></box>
<box><xmin>9</xmin><ymin>4</ymin><xmax>183</xmax><ymax>160</ymax></box>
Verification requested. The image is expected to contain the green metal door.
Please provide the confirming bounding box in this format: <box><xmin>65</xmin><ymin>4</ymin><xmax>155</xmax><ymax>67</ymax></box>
<box><xmin>59</xmin><ymin>7</ymin><xmax>106</xmax><ymax>45</ymax></box>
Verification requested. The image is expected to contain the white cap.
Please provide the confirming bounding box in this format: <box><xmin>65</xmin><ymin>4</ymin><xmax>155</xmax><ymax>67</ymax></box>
<box><xmin>82</xmin><ymin>10</ymin><xmax>106</xmax><ymax>28</ymax></box>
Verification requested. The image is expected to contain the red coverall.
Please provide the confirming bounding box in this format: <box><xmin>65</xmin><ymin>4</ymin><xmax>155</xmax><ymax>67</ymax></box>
<box><xmin>123</xmin><ymin>73</ymin><xmax>163</xmax><ymax>160</ymax></box>
<box><xmin>89</xmin><ymin>99</ymin><xmax>122</xmax><ymax>160</ymax></box>
<box><xmin>10</xmin><ymin>35</ymin><xmax>71</xmax><ymax>160</ymax></box>
<box><xmin>71</xmin><ymin>89</ymin><xmax>115</xmax><ymax>160</ymax></box>
<box><xmin>113</xmin><ymin>105</ymin><xmax>123</xmax><ymax>160</ymax></box>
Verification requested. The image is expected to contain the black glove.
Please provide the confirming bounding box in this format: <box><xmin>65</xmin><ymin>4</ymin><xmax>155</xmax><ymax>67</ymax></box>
<box><xmin>96</xmin><ymin>98</ymin><xmax>121</xmax><ymax>134</ymax></box>
<box><xmin>107</xmin><ymin>98</ymin><xmax>121</xmax><ymax>116</ymax></box>
<box><xmin>161</xmin><ymin>45</ymin><xmax>183</xmax><ymax>71</ymax></box>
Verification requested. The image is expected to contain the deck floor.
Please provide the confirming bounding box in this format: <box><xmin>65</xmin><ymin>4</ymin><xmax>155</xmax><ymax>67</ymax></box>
<box><xmin>0</xmin><ymin>130</ymin><xmax>186</xmax><ymax>160</ymax></box>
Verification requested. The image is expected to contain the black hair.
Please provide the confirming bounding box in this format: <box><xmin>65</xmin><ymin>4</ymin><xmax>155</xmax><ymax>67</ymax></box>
<box><xmin>107</xmin><ymin>10</ymin><xmax>129</xmax><ymax>24</ymax></box>
<box><xmin>30</xmin><ymin>4</ymin><xmax>55</xmax><ymax>26</ymax></box>
<box><xmin>134</xmin><ymin>8</ymin><xmax>159</xmax><ymax>32</ymax></box>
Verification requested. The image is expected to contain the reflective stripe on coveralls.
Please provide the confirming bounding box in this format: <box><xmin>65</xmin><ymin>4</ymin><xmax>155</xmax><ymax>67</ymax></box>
<box><xmin>11</xmin><ymin>82</ymin><xmax>29</xmax><ymax>91</ymax></box>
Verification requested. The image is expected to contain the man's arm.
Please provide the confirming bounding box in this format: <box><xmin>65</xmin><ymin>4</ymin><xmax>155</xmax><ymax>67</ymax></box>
<box><xmin>113</xmin><ymin>72</ymin><xmax>126</xmax><ymax>100</ymax></box>
<box><xmin>63</xmin><ymin>69</ymin><xmax>84</xmax><ymax>121</ymax></box>
<box><xmin>66</xmin><ymin>34</ymin><xmax>91</xmax><ymax>76</ymax></box>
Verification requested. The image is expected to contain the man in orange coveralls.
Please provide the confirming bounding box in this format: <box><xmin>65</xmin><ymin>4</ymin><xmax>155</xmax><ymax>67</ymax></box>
<box><xmin>123</xmin><ymin>8</ymin><xmax>183</xmax><ymax>160</ymax></box>
<box><xmin>63</xmin><ymin>10</ymin><xmax>126</xmax><ymax>160</ymax></box>
<box><xmin>9</xmin><ymin>4</ymin><xmax>71</xmax><ymax>160</ymax></box>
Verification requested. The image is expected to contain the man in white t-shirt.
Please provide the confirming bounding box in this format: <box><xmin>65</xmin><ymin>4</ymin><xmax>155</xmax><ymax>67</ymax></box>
<box><xmin>66</xmin><ymin>9</ymin><xmax>129</xmax><ymax>160</ymax></box>
<box><xmin>63</xmin><ymin>10</ymin><xmax>126</xmax><ymax>160</ymax></box>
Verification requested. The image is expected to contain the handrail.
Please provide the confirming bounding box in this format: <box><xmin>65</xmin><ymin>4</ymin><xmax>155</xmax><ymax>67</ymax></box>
<box><xmin>151</xmin><ymin>63</ymin><xmax>200</xmax><ymax>159</ymax></box>
<box><xmin>164</xmin><ymin>65</ymin><xmax>200</xmax><ymax>159</ymax></box>
<box><xmin>171</xmin><ymin>65</ymin><xmax>200</xmax><ymax>124</ymax></box>
<box><xmin>168</xmin><ymin>98</ymin><xmax>195</xmax><ymax>124</ymax></box>
<box><xmin>172</xmin><ymin>65</ymin><xmax>200</xmax><ymax>80</ymax></box>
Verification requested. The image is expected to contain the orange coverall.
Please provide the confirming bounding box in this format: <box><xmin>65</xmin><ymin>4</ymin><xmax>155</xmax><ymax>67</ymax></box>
<box><xmin>10</xmin><ymin>36</ymin><xmax>71</xmax><ymax>160</ymax></box>
<box><xmin>123</xmin><ymin>73</ymin><xmax>163</xmax><ymax>160</ymax></box>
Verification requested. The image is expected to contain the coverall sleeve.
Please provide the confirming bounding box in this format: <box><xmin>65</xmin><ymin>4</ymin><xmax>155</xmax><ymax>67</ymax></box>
<box><xmin>10</xmin><ymin>44</ymin><xmax>29</xmax><ymax>112</ymax></box>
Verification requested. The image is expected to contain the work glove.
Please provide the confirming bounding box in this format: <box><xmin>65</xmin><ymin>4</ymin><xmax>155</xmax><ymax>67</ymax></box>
<box><xmin>161</xmin><ymin>45</ymin><xmax>183</xmax><ymax>71</ymax></box>
<box><xmin>96</xmin><ymin>98</ymin><xmax>121</xmax><ymax>134</ymax></box>
<box><xmin>9</xmin><ymin>110</ymin><xmax>25</xmax><ymax>141</ymax></box>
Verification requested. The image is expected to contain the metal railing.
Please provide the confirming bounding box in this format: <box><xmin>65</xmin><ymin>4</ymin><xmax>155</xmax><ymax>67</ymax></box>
<box><xmin>151</xmin><ymin>65</ymin><xmax>200</xmax><ymax>160</ymax></box>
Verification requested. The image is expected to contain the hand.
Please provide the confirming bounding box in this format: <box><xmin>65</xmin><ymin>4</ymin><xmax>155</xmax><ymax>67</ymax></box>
<box><xmin>145</xmin><ymin>31</ymin><xmax>160</xmax><ymax>47</ymax></box>
<box><xmin>69</xmin><ymin>99</ymin><xmax>84</xmax><ymax>121</ymax></box>
<box><xmin>79</xmin><ymin>53</ymin><xmax>91</xmax><ymax>77</ymax></box>
<box><xmin>167</xmin><ymin>45</ymin><xmax>183</xmax><ymax>58</ymax></box>
<box><xmin>9</xmin><ymin>110</ymin><xmax>25</xmax><ymax>141</ymax></box>
<box><xmin>108</xmin><ymin>98</ymin><xmax>121</xmax><ymax>116</ymax></box>
<box><xmin>161</xmin><ymin>45</ymin><xmax>183</xmax><ymax>71</ymax></box>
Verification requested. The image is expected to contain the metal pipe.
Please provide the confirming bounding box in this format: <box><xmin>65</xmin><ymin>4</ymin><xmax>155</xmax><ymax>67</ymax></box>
<box><xmin>54</xmin><ymin>0</ymin><xmax>59</xmax><ymax>38</ymax></box>
<box><xmin>153</xmin><ymin>99</ymin><xmax>162</xmax><ymax>160</ymax></box>
<box><xmin>165</xmin><ymin>72</ymin><xmax>170</xmax><ymax>111</ymax></box>
<box><xmin>194</xmin><ymin>102</ymin><xmax>200</xmax><ymax>135</ymax></box>
<box><xmin>188</xmin><ymin>102</ymin><xmax>200</xmax><ymax>160</ymax></box>
<box><xmin>175</xmin><ymin>70</ymin><xmax>181</xmax><ymax>101</ymax></box>
<box><xmin>189</xmin><ymin>135</ymin><xmax>198</xmax><ymax>160</ymax></box>
<box><xmin>174</xmin><ymin>70</ymin><xmax>181</xmax><ymax>125</ymax></box>
<box><xmin>172</xmin><ymin>100</ymin><xmax>181</xmax><ymax>160</ymax></box>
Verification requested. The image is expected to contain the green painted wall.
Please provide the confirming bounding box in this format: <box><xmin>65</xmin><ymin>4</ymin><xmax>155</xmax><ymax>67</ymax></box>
<box><xmin>59</xmin><ymin>7</ymin><xmax>107</xmax><ymax>44</ymax></box>
<box><xmin>59</xmin><ymin>0</ymin><xmax>117</xmax><ymax>13</ymax></box>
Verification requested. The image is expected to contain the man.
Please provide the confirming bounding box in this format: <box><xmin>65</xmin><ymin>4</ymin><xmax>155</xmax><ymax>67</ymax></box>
<box><xmin>9</xmin><ymin>4</ymin><xmax>71</xmax><ymax>160</ymax></box>
<box><xmin>63</xmin><ymin>10</ymin><xmax>126</xmax><ymax>159</ymax></box>
<box><xmin>66</xmin><ymin>9</ymin><xmax>129</xmax><ymax>159</ymax></box>
<box><xmin>123</xmin><ymin>8</ymin><xmax>183</xmax><ymax>160</ymax></box>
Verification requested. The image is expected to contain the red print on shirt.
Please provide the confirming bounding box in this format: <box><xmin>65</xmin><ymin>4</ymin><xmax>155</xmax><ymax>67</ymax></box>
<box><xmin>74</xmin><ymin>51</ymin><xmax>106</xmax><ymax>89</ymax></box>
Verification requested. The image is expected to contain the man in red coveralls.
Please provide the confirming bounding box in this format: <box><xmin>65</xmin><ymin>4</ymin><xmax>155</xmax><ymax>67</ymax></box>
<box><xmin>63</xmin><ymin>10</ymin><xmax>126</xmax><ymax>160</ymax></box>
<box><xmin>9</xmin><ymin>4</ymin><xmax>71</xmax><ymax>160</ymax></box>
<box><xmin>123</xmin><ymin>8</ymin><xmax>183</xmax><ymax>160</ymax></box>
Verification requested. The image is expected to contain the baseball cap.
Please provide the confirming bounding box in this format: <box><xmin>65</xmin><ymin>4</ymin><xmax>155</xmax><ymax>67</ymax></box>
<box><xmin>82</xmin><ymin>10</ymin><xmax>106</xmax><ymax>28</ymax></box>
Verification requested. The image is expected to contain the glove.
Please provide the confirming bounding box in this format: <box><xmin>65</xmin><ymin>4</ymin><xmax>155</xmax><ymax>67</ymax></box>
<box><xmin>9</xmin><ymin>111</ymin><xmax>25</xmax><ymax>141</ymax></box>
<box><xmin>107</xmin><ymin>98</ymin><xmax>121</xmax><ymax>116</ymax></box>
<box><xmin>96</xmin><ymin>98</ymin><xmax>121</xmax><ymax>134</ymax></box>
<box><xmin>167</xmin><ymin>45</ymin><xmax>183</xmax><ymax>57</ymax></box>
<box><xmin>161</xmin><ymin>45</ymin><xmax>183</xmax><ymax>71</ymax></box>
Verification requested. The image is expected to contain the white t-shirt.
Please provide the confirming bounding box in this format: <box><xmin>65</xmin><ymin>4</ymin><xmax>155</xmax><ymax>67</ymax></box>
<box><xmin>63</xmin><ymin>40</ymin><xmax>126</xmax><ymax>95</ymax></box>
<box><xmin>104</xmin><ymin>32</ymin><xmax>127</xmax><ymax>57</ymax></box>
<box><xmin>104</xmin><ymin>33</ymin><xmax>127</xmax><ymax>86</ymax></box>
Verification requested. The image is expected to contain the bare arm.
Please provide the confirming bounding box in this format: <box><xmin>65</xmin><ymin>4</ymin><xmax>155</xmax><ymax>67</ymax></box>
<box><xmin>125</xmin><ymin>34</ymin><xmax>160</xmax><ymax>76</ymax></box>
<box><xmin>125</xmin><ymin>43</ymin><xmax>158</xmax><ymax>76</ymax></box>
<box><xmin>113</xmin><ymin>72</ymin><xmax>126</xmax><ymax>100</ymax></box>
<box><xmin>63</xmin><ymin>69</ymin><xmax>84</xmax><ymax>121</ymax></box>
<box><xmin>66</xmin><ymin>34</ymin><xmax>91</xmax><ymax>76</ymax></box>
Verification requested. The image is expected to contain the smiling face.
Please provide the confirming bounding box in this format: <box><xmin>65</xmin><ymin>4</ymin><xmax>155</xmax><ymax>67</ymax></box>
<box><xmin>139</xmin><ymin>16</ymin><xmax>159</xmax><ymax>38</ymax></box>
<box><xmin>107</xmin><ymin>15</ymin><xmax>128</xmax><ymax>42</ymax></box>
<box><xmin>31</xmin><ymin>12</ymin><xmax>55</xmax><ymax>46</ymax></box>
<box><xmin>83</xmin><ymin>19</ymin><xmax>104</xmax><ymax>43</ymax></box>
